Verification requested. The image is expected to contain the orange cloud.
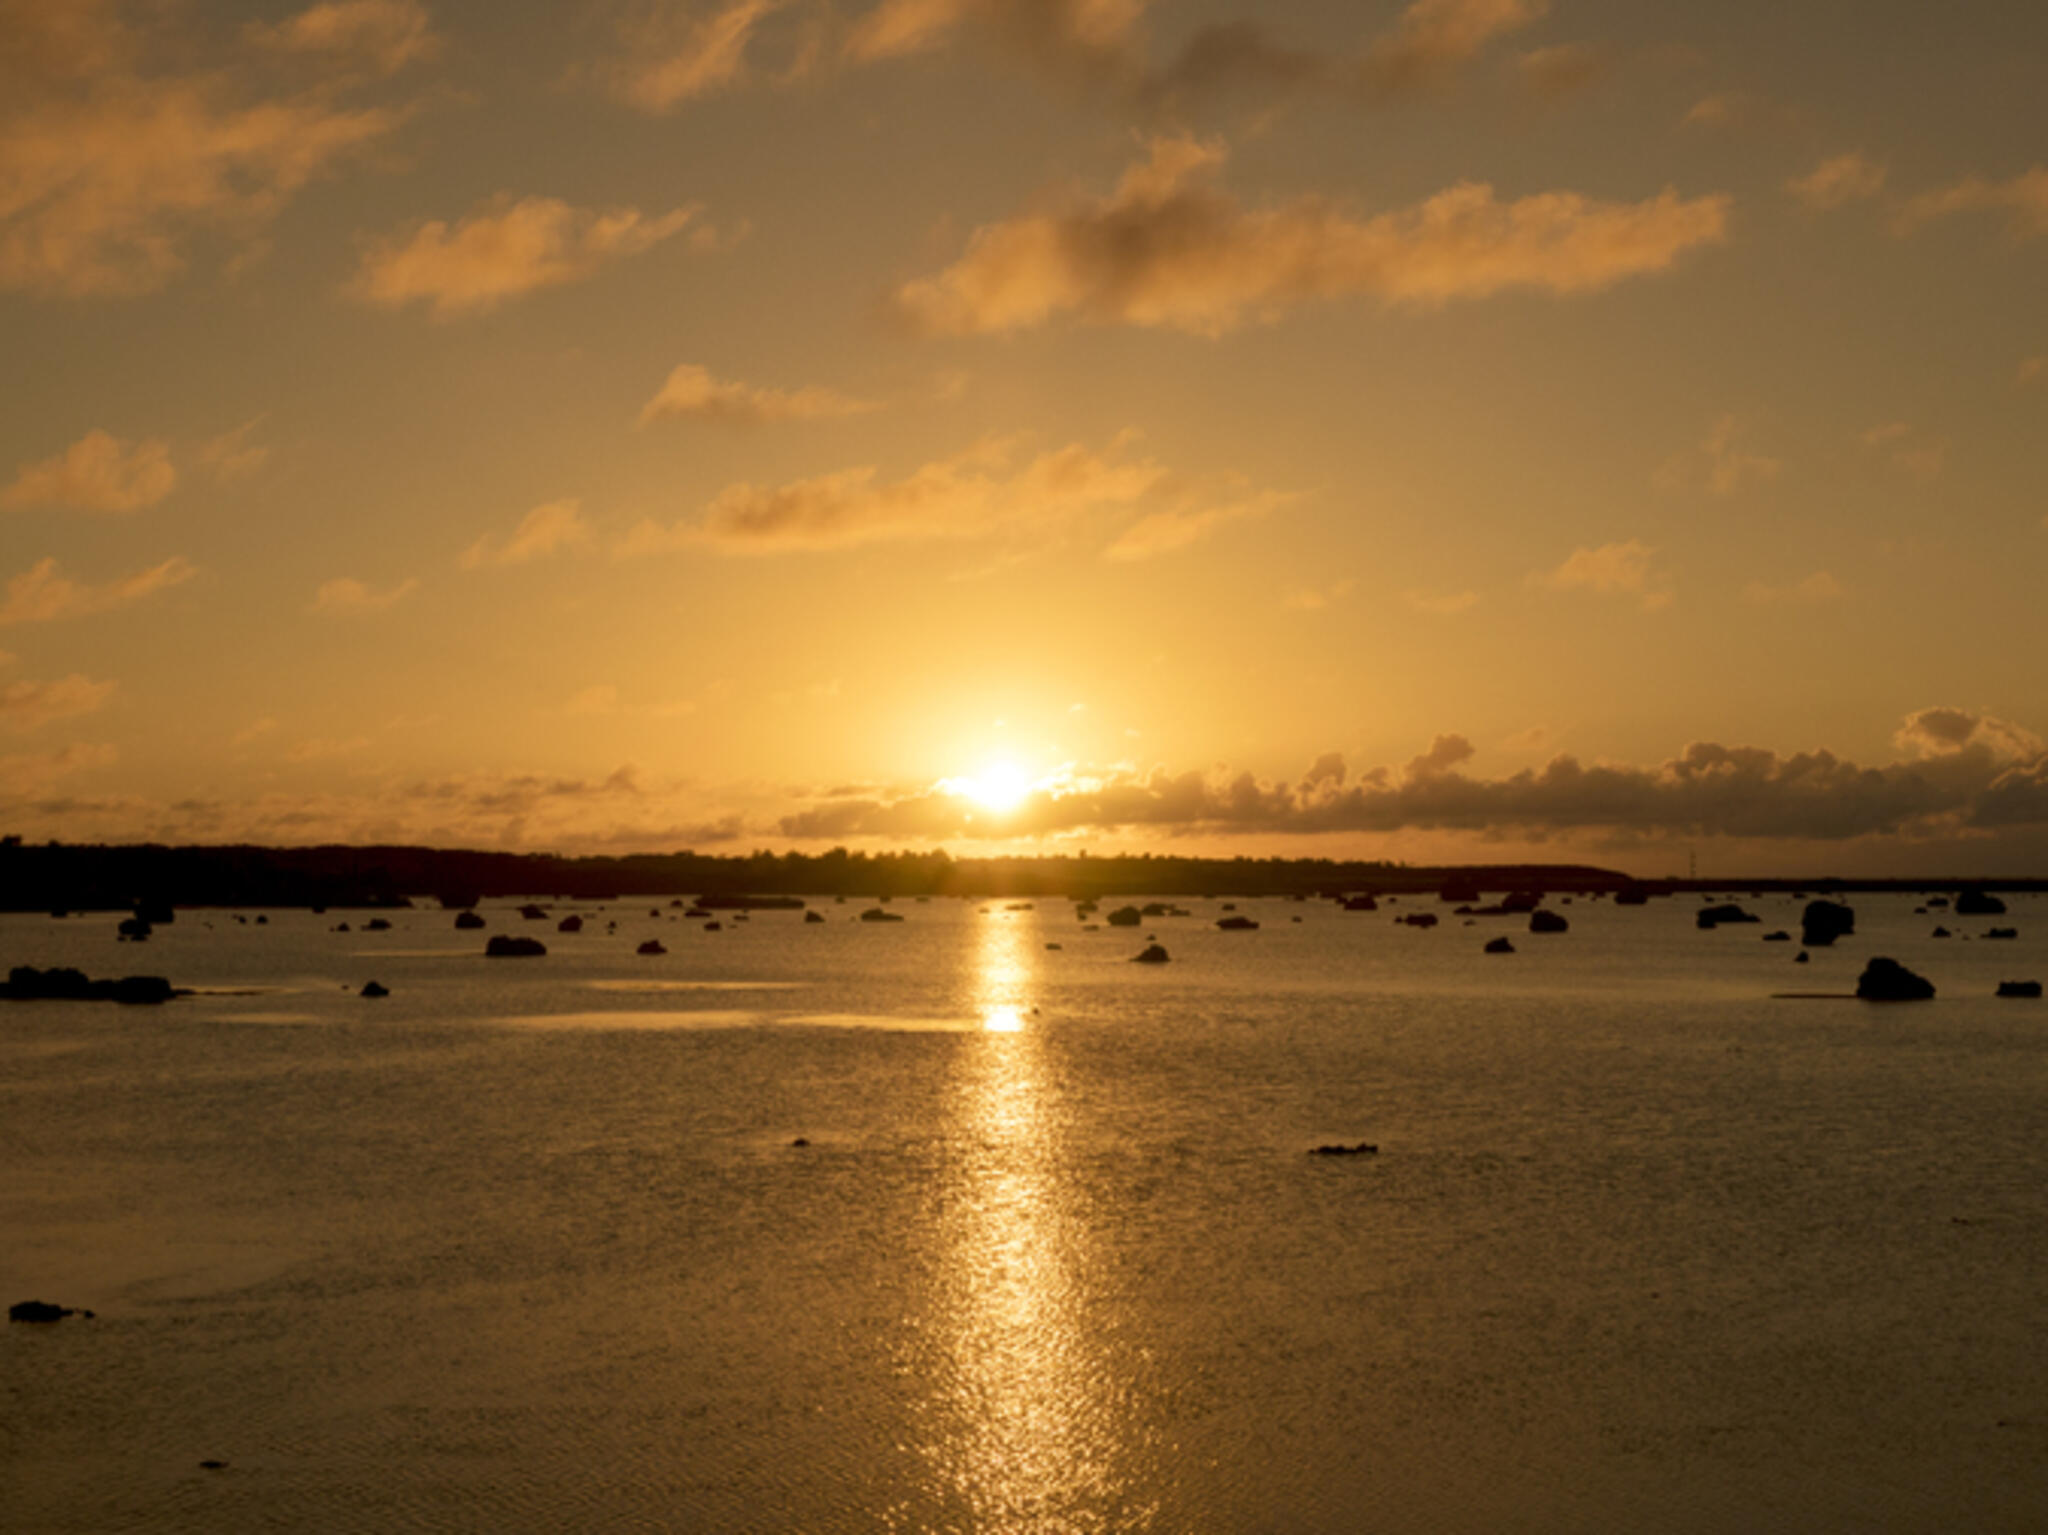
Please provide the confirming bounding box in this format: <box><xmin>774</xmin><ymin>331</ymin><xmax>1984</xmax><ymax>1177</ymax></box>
<box><xmin>614</xmin><ymin>0</ymin><xmax>782</xmax><ymax>110</ymax></box>
<box><xmin>0</xmin><ymin>13</ymin><xmax>402</xmax><ymax>297</ymax></box>
<box><xmin>638</xmin><ymin>364</ymin><xmax>878</xmax><ymax>426</ymax></box>
<box><xmin>1530</xmin><ymin>540</ymin><xmax>1671</xmax><ymax>610</ymax></box>
<box><xmin>246</xmin><ymin>0</ymin><xmax>439</xmax><ymax>77</ymax></box>
<box><xmin>0</xmin><ymin>555</ymin><xmax>196</xmax><ymax>625</ymax></box>
<box><xmin>1</xmin><ymin>672</ymin><xmax>116</xmax><ymax>730</ymax></box>
<box><xmin>2</xmin><ymin>430</ymin><xmax>175</xmax><ymax>512</ymax></box>
<box><xmin>1364</xmin><ymin>0</ymin><xmax>1549</xmax><ymax>92</ymax></box>
<box><xmin>351</xmin><ymin>196</ymin><xmax>698</xmax><ymax>317</ymax></box>
<box><xmin>460</xmin><ymin>500</ymin><xmax>592</xmax><ymax>569</ymax></box>
<box><xmin>1897</xmin><ymin>167</ymin><xmax>2048</xmax><ymax>237</ymax></box>
<box><xmin>1787</xmin><ymin>152</ymin><xmax>1886</xmax><ymax>210</ymax></box>
<box><xmin>895</xmin><ymin>136</ymin><xmax>1730</xmax><ymax>336</ymax></box>
<box><xmin>310</xmin><ymin>575</ymin><xmax>417</xmax><ymax>614</ymax></box>
<box><xmin>619</xmin><ymin>432</ymin><xmax>1277</xmax><ymax>557</ymax></box>
<box><xmin>846</xmin><ymin>0</ymin><xmax>1149</xmax><ymax>68</ymax></box>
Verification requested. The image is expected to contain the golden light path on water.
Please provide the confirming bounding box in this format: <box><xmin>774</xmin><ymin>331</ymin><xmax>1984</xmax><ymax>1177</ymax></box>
<box><xmin>898</xmin><ymin>910</ymin><xmax>1151</xmax><ymax>1532</ymax></box>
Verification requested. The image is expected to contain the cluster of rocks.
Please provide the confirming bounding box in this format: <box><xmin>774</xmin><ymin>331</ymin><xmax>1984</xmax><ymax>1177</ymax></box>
<box><xmin>2</xmin><ymin>966</ymin><xmax>182</xmax><ymax>1005</ymax></box>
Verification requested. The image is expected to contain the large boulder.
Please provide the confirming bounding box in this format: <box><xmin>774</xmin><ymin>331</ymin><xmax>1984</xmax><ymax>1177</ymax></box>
<box><xmin>1801</xmin><ymin>900</ymin><xmax>1856</xmax><ymax>947</ymax></box>
<box><xmin>1855</xmin><ymin>957</ymin><xmax>1934</xmax><ymax>1001</ymax></box>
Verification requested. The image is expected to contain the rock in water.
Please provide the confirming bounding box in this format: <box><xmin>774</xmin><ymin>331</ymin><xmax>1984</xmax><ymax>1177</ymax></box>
<box><xmin>454</xmin><ymin>911</ymin><xmax>486</xmax><ymax>930</ymax></box>
<box><xmin>360</xmin><ymin>981</ymin><xmax>390</xmax><ymax>998</ymax></box>
<box><xmin>1484</xmin><ymin>936</ymin><xmax>1515</xmax><ymax>954</ymax></box>
<box><xmin>1855</xmin><ymin>957</ymin><xmax>1934</xmax><ymax>1001</ymax></box>
<box><xmin>1801</xmin><ymin>900</ymin><xmax>1856</xmax><ymax>947</ymax></box>
<box><xmin>1216</xmin><ymin>915</ymin><xmax>1259</xmax><ymax>931</ymax></box>
<box><xmin>1697</xmin><ymin>904</ymin><xmax>1760</xmax><ymax>929</ymax></box>
<box><xmin>1955</xmin><ymin>890</ymin><xmax>2007</xmax><ymax>916</ymax></box>
<box><xmin>637</xmin><ymin>939</ymin><xmax>667</xmax><ymax>956</ymax></box>
<box><xmin>1308</xmin><ymin>1142</ymin><xmax>1378</xmax><ymax>1157</ymax></box>
<box><xmin>484</xmin><ymin>935</ymin><xmax>546</xmax><ymax>958</ymax></box>
<box><xmin>1527</xmin><ymin>910</ymin><xmax>1568</xmax><ymax>934</ymax></box>
<box><xmin>10</xmin><ymin>1299</ymin><xmax>93</xmax><ymax>1322</ymax></box>
<box><xmin>557</xmin><ymin>914</ymin><xmax>583</xmax><ymax>933</ymax></box>
<box><xmin>1996</xmin><ymin>980</ymin><xmax>2042</xmax><ymax>998</ymax></box>
<box><xmin>1131</xmin><ymin>944</ymin><xmax>1170</xmax><ymax>964</ymax></box>
<box><xmin>1105</xmin><ymin>906</ymin><xmax>1142</xmax><ymax>927</ymax></box>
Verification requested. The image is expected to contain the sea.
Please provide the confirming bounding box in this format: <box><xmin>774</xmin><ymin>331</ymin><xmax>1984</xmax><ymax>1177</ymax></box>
<box><xmin>3</xmin><ymin>890</ymin><xmax>2045</xmax><ymax>1533</ymax></box>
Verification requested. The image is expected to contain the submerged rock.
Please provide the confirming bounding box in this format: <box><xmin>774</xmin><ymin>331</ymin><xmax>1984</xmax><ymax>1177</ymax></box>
<box><xmin>359</xmin><ymin>980</ymin><xmax>390</xmax><ymax>998</ymax></box>
<box><xmin>804</xmin><ymin>910</ymin><xmax>825</xmax><ymax>924</ymax></box>
<box><xmin>557</xmin><ymin>915</ymin><xmax>583</xmax><ymax>933</ymax></box>
<box><xmin>454</xmin><ymin>911</ymin><xmax>486</xmax><ymax>930</ymax></box>
<box><xmin>1132</xmin><ymin>944</ymin><xmax>1170</xmax><ymax>964</ymax></box>
<box><xmin>1308</xmin><ymin>1142</ymin><xmax>1378</xmax><ymax>1157</ymax></box>
<box><xmin>1527</xmin><ymin>910</ymin><xmax>1568</xmax><ymax>934</ymax></box>
<box><xmin>1400</xmin><ymin>912</ymin><xmax>1439</xmax><ymax>929</ymax></box>
<box><xmin>1955</xmin><ymin>890</ymin><xmax>2007</xmax><ymax>916</ymax></box>
<box><xmin>1762</xmin><ymin>930</ymin><xmax>1791</xmax><ymax>942</ymax></box>
<box><xmin>637</xmin><ymin>939</ymin><xmax>667</xmax><ymax>955</ymax></box>
<box><xmin>858</xmin><ymin>908</ymin><xmax>905</xmax><ymax>923</ymax></box>
<box><xmin>1484</xmin><ymin>936</ymin><xmax>1515</xmax><ymax>954</ymax></box>
<box><xmin>484</xmin><ymin>935</ymin><xmax>547</xmax><ymax>958</ymax></box>
<box><xmin>1697</xmin><ymin>904</ymin><xmax>1760</xmax><ymax>930</ymax></box>
<box><xmin>3</xmin><ymin>967</ymin><xmax>180</xmax><ymax>1004</ymax></box>
<box><xmin>1216</xmin><ymin>915</ymin><xmax>1259</xmax><ymax>931</ymax></box>
<box><xmin>1996</xmin><ymin>980</ymin><xmax>2041</xmax><ymax>998</ymax></box>
<box><xmin>1984</xmin><ymin>927</ymin><xmax>2019</xmax><ymax>940</ymax></box>
<box><xmin>1856</xmin><ymin>957</ymin><xmax>1935</xmax><ymax>1001</ymax></box>
<box><xmin>1105</xmin><ymin>906</ymin><xmax>1142</xmax><ymax>927</ymax></box>
<box><xmin>363</xmin><ymin>918</ymin><xmax>392</xmax><ymax>932</ymax></box>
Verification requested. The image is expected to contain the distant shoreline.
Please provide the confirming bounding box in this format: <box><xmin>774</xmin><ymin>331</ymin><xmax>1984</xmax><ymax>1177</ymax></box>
<box><xmin>5</xmin><ymin>838</ymin><xmax>2046</xmax><ymax>912</ymax></box>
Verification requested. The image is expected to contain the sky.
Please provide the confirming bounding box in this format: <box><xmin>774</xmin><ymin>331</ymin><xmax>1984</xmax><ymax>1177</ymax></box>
<box><xmin>2</xmin><ymin>0</ymin><xmax>2045</xmax><ymax>877</ymax></box>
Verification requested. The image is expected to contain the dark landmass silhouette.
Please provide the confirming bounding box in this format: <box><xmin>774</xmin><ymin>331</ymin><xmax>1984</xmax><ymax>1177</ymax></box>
<box><xmin>4</xmin><ymin>837</ymin><xmax>2047</xmax><ymax>912</ymax></box>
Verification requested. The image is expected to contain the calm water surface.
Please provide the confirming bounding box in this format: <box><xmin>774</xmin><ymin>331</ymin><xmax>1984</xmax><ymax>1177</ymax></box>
<box><xmin>4</xmin><ymin>893</ymin><xmax>2046</xmax><ymax>1532</ymax></box>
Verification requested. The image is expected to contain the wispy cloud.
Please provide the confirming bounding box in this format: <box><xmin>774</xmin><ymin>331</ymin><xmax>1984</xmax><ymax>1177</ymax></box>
<box><xmin>1284</xmin><ymin>578</ymin><xmax>1356</xmax><ymax>611</ymax></box>
<box><xmin>310</xmin><ymin>575</ymin><xmax>417</xmax><ymax>614</ymax></box>
<box><xmin>1657</xmin><ymin>415</ymin><xmax>1780</xmax><ymax>496</ymax></box>
<box><xmin>245</xmin><ymin>0</ymin><xmax>439</xmax><ymax>78</ymax></box>
<box><xmin>2</xmin><ymin>430</ymin><xmax>176</xmax><ymax>512</ymax></box>
<box><xmin>1860</xmin><ymin>421</ymin><xmax>1946</xmax><ymax>481</ymax></box>
<box><xmin>351</xmin><ymin>196</ymin><xmax>698</xmax><ymax>317</ymax></box>
<box><xmin>1514</xmin><ymin>42</ymin><xmax>1609</xmax><ymax>99</ymax></box>
<box><xmin>895</xmin><ymin>135</ymin><xmax>1730</xmax><ymax>337</ymax></box>
<box><xmin>611</xmin><ymin>0</ymin><xmax>783</xmax><ymax>110</ymax></box>
<box><xmin>1530</xmin><ymin>540</ymin><xmax>1671</xmax><ymax>610</ymax></box>
<box><xmin>620</xmin><ymin>431</ymin><xmax>1282</xmax><ymax>558</ymax></box>
<box><xmin>1</xmin><ymin>672</ymin><xmax>116</xmax><ymax>730</ymax></box>
<box><xmin>1787</xmin><ymin>152</ymin><xmax>1886</xmax><ymax>210</ymax></box>
<box><xmin>0</xmin><ymin>555</ymin><xmax>196</xmax><ymax>625</ymax></box>
<box><xmin>1405</xmin><ymin>588</ymin><xmax>1480</xmax><ymax>616</ymax></box>
<box><xmin>638</xmin><ymin>363</ymin><xmax>878</xmax><ymax>426</ymax></box>
<box><xmin>1741</xmin><ymin>571</ymin><xmax>1842</xmax><ymax>605</ymax></box>
<box><xmin>1363</xmin><ymin>0</ymin><xmax>1549</xmax><ymax>93</ymax></box>
<box><xmin>460</xmin><ymin>499</ymin><xmax>591</xmax><ymax>569</ymax></box>
<box><xmin>0</xmin><ymin>4</ymin><xmax>405</xmax><ymax>296</ymax></box>
<box><xmin>1896</xmin><ymin>167</ymin><xmax>2048</xmax><ymax>237</ymax></box>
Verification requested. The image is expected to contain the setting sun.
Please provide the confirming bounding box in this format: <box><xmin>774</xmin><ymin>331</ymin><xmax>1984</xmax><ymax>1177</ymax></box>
<box><xmin>958</xmin><ymin>761</ymin><xmax>1033</xmax><ymax>814</ymax></box>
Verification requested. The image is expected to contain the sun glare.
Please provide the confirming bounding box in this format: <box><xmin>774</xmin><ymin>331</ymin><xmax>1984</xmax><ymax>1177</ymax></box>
<box><xmin>961</xmin><ymin>760</ymin><xmax>1032</xmax><ymax>814</ymax></box>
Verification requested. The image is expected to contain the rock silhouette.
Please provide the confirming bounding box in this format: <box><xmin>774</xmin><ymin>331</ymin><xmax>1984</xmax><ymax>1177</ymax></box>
<box><xmin>484</xmin><ymin>935</ymin><xmax>546</xmax><ymax>958</ymax></box>
<box><xmin>1697</xmin><ymin>904</ymin><xmax>1760</xmax><ymax>929</ymax></box>
<box><xmin>1801</xmin><ymin>900</ymin><xmax>1856</xmax><ymax>947</ymax></box>
<box><xmin>1856</xmin><ymin>957</ymin><xmax>1934</xmax><ymax>1001</ymax></box>
<box><xmin>858</xmin><ymin>908</ymin><xmax>905</xmax><ymax>923</ymax></box>
<box><xmin>359</xmin><ymin>980</ymin><xmax>389</xmax><ymax>998</ymax></box>
<box><xmin>637</xmin><ymin>939</ymin><xmax>667</xmax><ymax>955</ymax></box>
<box><xmin>1132</xmin><ymin>944</ymin><xmax>1170</xmax><ymax>964</ymax></box>
<box><xmin>1105</xmin><ymin>906</ymin><xmax>1142</xmax><ymax>927</ymax></box>
<box><xmin>454</xmin><ymin>911</ymin><xmax>485</xmax><ymax>930</ymax></box>
<box><xmin>11</xmin><ymin>1299</ymin><xmax>93</xmax><ymax>1322</ymax></box>
<box><xmin>1484</xmin><ymin>936</ymin><xmax>1515</xmax><ymax>954</ymax></box>
<box><xmin>1308</xmin><ymin>1142</ymin><xmax>1378</xmax><ymax>1156</ymax></box>
<box><xmin>1216</xmin><ymin>915</ymin><xmax>1259</xmax><ymax>931</ymax></box>
<box><xmin>1527</xmin><ymin>910</ymin><xmax>1568</xmax><ymax>934</ymax></box>
<box><xmin>1955</xmin><ymin>890</ymin><xmax>2007</xmax><ymax>916</ymax></box>
<box><xmin>3</xmin><ymin>966</ymin><xmax>180</xmax><ymax>1004</ymax></box>
<box><xmin>1996</xmin><ymin>980</ymin><xmax>2041</xmax><ymax>998</ymax></box>
<box><xmin>557</xmin><ymin>915</ymin><xmax>583</xmax><ymax>933</ymax></box>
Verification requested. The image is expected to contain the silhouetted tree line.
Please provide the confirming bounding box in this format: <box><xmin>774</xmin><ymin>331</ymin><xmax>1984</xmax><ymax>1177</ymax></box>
<box><xmin>0</xmin><ymin>837</ymin><xmax>1642</xmax><ymax>910</ymax></box>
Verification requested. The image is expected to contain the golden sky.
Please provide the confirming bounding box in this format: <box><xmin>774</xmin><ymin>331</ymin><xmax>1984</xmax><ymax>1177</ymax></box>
<box><xmin>3</xmin><ymin>0</ymin><xmax>2045</xmax><ymax>874</ymax></box>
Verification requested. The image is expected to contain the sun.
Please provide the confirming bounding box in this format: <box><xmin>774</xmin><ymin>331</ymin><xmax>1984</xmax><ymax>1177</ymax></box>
<box><xmin>960</xmin><ymin>760</ymin><xmax>1032</xmax><ymax>814</ymax></box>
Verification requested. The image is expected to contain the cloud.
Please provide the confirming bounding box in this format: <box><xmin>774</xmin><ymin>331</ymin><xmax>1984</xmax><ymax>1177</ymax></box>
<box><xmin>1787</xmin><ymin>152</ymin><xmax>1886</xmax><ymax>210</ymax></box>
<box><xmin>1</xmin><ymin>430</ymin><xmax>176</xmax><ymax>512</ymax></box>
<box><xmin>1530</xmin><ymin>540</ymin><xmax>1670</xmax><ymax>610</ymax></box>
<box><xmin>612</xmin><ymin>0</ymin><xmax>782</xmax><ymax>110</ymax></box>
<box><xmin>246</xmin><ymin>1</ymin><xmax>438</xmax><ymax>77</ymax></box>
<box><xmin>0</xmin><ymin>555</ymin><xmax>196</xmax><ymax>625</ymax></box>
<box><xmin>0</xmin><ymin>10</ymin><xmax>403</xmax><ymax>297</ymax></box>
<box><xmin>460</xmin><ymin>499</ymin><xmax>591</xmax><ymax>569</ymax></box>
<box><xmin>196</xmin><ymin>419</ymin><xmax>270</xmax><ymax>483</ymax></box>
<box><xmin>310</xmin><ymin>575</ymin><xmax>417</xmax><ymax>614</ymax></box>
<box><xmin>1894</xmin><ymin>707</ymin><xmax>2041</xmax><ymax>762</ymax></box>
<box><xmin>1405</xmin><ymin>588</ymin><xmax>1480</xmax><ymax>615</ymax></box>
<box><xmin>620</xmin><ymin>431</ymin><xmax>1283</xmax><ymax>557</ymax></box>
<box><xmin>0</xmin><ymin>741</ymin><xmax>117</xmax><ymax>797</ymax></box>
<box><xmin>1514</xmin><ymin>42</ymin><xmax>1609</xmax><ymax>99</ymax></box>
<box><xmin>1741</xmin><ymin>570</ymin><xmax>1842</xmax><ymax>605</ymax></box>
<box><xmin>773</xmin><ymin>712</ymin><xmax>2048</xmax><ymax>844</ymax></box>
<box><xmin>1860</xmin><ymin>421</ymin><xmax>1946</xmax><ymax>482</ymax></box>
<box><xmin>1896</xmin><ymin>167</ymin><xmax>2048</xmax><ymax>237</ymax></box>
<box><xmin>351</xmin><ymin>196</ymin><xmax>698</xmax><ymax>317</ymax></box>
<box><xmin>845</xmin><ymin>0</ymin><xmax>1151</xmax><ymax>78</ymax></box>
<box><xmin>1658</xmin><ymin>415</ymin><xmax>1779</xmax><ymax>496</ymax></box>
<box><xmin>1283</xmin><ymin>578</ymin><xmax>1355</xmax><ymax>611</ymax></box>
<box><xmin>894</xmin><ymin>135</ymin><xmax>1730</xmax><ymax>337</ymax></box>
<box><xmin>1</xmin><ymin>672</ymin><xmax>115</xmax><ymax>730</ymax></box>
<box><xmin>638</xmin><ymin>363</ymin><xmax>878</xmax><ymax>426</ymax></box>
<box><xmin>1363</xmin><ymin>0</ymin><xmax>1549</xmax><ymax>93</ymax></box>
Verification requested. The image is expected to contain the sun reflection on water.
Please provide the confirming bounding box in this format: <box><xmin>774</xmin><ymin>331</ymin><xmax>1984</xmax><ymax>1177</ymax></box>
<box><xmin>901</xmin><ymin>908</ymin><xmax>1151</xmax><ymax>1530</ymax></box>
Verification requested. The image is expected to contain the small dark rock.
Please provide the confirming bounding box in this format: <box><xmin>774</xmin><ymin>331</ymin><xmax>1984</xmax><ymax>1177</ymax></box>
<box><xmin>484</xmin><ymin>935</ymin><xmax>547</xmax><ymax>958</ymax></box>
<box><xmin>803</xmin><ymin>910</ymin><xmax>825</xmax><ymax>924</ymax></box>
<box><xmin>360</xmin><ymin>981</ymin><xmax>389</xmax><ymax>998</ymax></box>
<box><xmin>1984</xmin><ymin>927</ymin><xmax>2019</xmax><ymax>940</ymax></box>
<box><xmin>454</xmin><ymin>911</ymin><xmax>486</xmax><ymax>930</ymax></box>
<box><xmin>1527</xmin><ymin>910</ymin><xmax>1568</xmax><ymax>934</ymax></box>
<box><xmin>1484</xmin><ymin>936</ymin><xmax>1515</xmax><ymax>954</ymax></box>
<box><xmin>1955</xmin><ymin>890</ymin><xmax>2007</xmax><ymax>916</ymax></box>
<box><xmin>1697</xmin><ymin>904</ymin><xmax>1760</xmax><ymax>930</ymax></box>
<box><xmin>11</xmin><ymin>1299</ymin><xmax>91</xmax><ymax>1322</ymax></box>
<box><xmin>1132</xmin><ymin>944</ymin><xmax>1170</xmax><ymax>964</ymax></box>
<box><xmin>1795</xmin><ymin>951</ymin><xmax>1810</xmax><ymax>964</ymax></box>
<box><xmin>117</xmin><ymin>916</ymin><xmax>151</xmax><ymax>941</ymax></box>
<box><xmin>198</xmin><ymin>1460</ymin><xmax>227</xmax><ymax>1471</ymax></box>
<box><xmin>858</xmin><ymin>908</ymin><xmax>904</xmax><ymax>923</ymax></box>
<box><xmin>1216</xmin><ymin>915</ymin><xmax>1259</xmax><ymax>931</ymax></box>
<box><xmin>1105</xmin><ymin>906</ymin><xmax>1142</xmax><ymax>927</ymax></box>
<box><xmin>557</xmin><ymin>915</ymin><xmax>583</xmax><ymax>933</ymax></box>
<box><xmin>1308</xmin><ymin>1143</ymin><xmax>1378</xmax><ymax>1157</ymax></box>
<box><xmin>791</xmin><ymin>1137</ymin><xmax>810</xmax><ymax>1148</ymax></box>
<box><xmin>1762</xmin><ymin>930</ymin><xmax>1791</xmax><ymax>942</ymax></box>
<box><xmin>363</xmin><ymin>918</ymin><xmax>392</xmax><ymax>932</ymax></box>
<box><xmin>1932</xmin><ymin>926</ymin><xmax>1952</xmax><ymax>938</ymax></box>
<box><xmin>637</xmin><ymin>939</ymin><xmax>667</xmax><ymax>956</ymax></box>
<box><xmin>1996</xmin><ymin>980</ymin><xmax>2042</xmax><ymax>998</ymax></box>
<box><xmin>1401</xmin><ymin>912</ymin><xmax>1439</xmax><ymax>929</ymax></box>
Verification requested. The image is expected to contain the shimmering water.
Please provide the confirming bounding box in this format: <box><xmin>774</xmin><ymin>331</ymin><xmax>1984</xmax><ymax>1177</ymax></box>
<box><xmin>4</xmin><ymin>893</ymin><xmax>2046</xmax><ymax>1532</ymax></box>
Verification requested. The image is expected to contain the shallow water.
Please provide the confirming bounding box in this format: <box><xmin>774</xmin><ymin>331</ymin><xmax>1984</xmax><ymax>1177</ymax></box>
<box><xmin>4</xmin><ymin>893</ymin><xmax>2046</xmax><ymax>1532</ymax></box>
